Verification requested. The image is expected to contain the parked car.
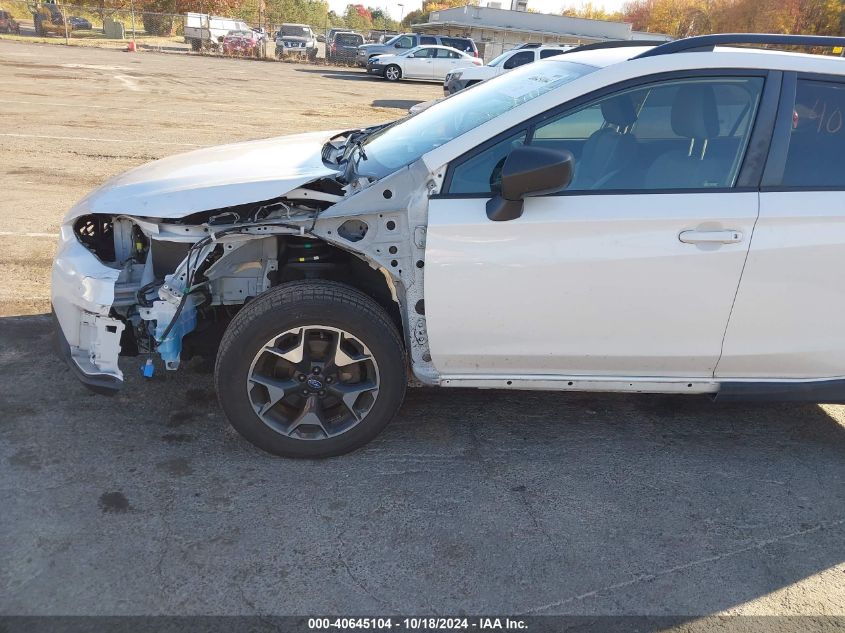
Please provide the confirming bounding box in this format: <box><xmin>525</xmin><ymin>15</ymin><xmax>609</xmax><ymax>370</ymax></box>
<box><xmin>356</xmin><ymin>32</ymin><xmax>477</xmax><ymax>67</ymax></box>
<box><xmin>327</xmin><ymin>31</ymin><xmax>364</xmax><ymax>63</ymax></box>
<box><xmin>325</xmin><ymin>27</ymin><xmax>351</xmax><ymax>45</ymax></box>
<box><xmin>443</xmin><ymin>44</ymin><xmax>573</xmax><ymax>95</ymax></box>
<box><xmin>222</xmin><ymin>29</ymin><xmax>262</xmax><ymax>56</ymax></box>
<box><xmin>51</xmin><ymin>34</ymin><xmax>845</xmax><ymax>458</ymax></box>
<box><xmin>184</xmin><ymin>12</ymin><xmax>252</xmax><ymax>52</ymax></box>
<box><xmin>0</xmin><ymin>9</ymin><xmax>20</xmax><ymax>34</ymax></box>
<box><xmin>367</xmin><ymin>45</ymin><xmax>481</xmax><ymax>82</ymax></box>
<box><xmin>275</xmin><ymin>23</ymin><xmax>317</xmax><ymax>60</ymax></box>
<box><xmin>68</xmin><ymin>16</ymin><xmax>91</xmax><ymax>30</ymax></box>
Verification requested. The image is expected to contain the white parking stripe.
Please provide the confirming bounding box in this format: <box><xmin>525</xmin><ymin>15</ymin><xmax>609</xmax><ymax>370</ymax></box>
<box><xmin>0</xmin><ymin>231</ymin><xmax>59</xmax><ymax>238</ymax></box>
<box><xmin>0</xmin><ymin>133</ymin><xmax>200</xmax><ymax>147</ymax></box>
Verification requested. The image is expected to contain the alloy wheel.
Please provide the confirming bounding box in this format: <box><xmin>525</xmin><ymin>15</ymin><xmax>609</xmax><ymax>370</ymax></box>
<box><xmin>246</xmin><ymin>325</ymin><xmax>380</xmax><ymax>440</ymax></box>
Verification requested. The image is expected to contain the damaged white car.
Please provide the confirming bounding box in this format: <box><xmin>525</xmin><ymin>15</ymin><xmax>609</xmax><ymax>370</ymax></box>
<box><xmin>53</xmin><ymin>35</ymin><xmax>845</xmax><ymax>457</ymax></box>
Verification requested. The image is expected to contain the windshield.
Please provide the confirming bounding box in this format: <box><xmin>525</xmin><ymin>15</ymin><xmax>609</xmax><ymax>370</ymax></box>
<box><xmin>487</xmin><ymin>51</ymin><xmax>511</xmax><ymax>67</ymax></box>
<box><xmin>280</xmin><ymin>25</ymin><xmax>308</xmax><ymax>37</ymax></box>
<box><xmin>354</xmin><ymin>60</ymin><xmax>596</xmax><ymax>179</ymax></box>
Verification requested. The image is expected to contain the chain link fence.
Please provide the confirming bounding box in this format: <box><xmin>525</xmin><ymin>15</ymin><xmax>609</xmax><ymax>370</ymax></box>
<box><xmin>0</xmin><ymin>0</ymin><xmax>396</xmax><ymax>65</ymax></box>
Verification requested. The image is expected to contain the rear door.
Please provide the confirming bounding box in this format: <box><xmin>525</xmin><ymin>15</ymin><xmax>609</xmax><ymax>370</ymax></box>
<box><xmin>431</xmin><ymin>49</ymin><xmax>462</xmax><ymax>80</ymax></box>
<box><xmin>718</xmin><ymin>73</ymin><xmax>845</xmax><ymax>379</ymax></box>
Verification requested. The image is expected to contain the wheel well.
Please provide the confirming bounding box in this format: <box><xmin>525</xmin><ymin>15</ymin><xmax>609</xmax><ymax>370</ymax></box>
<box><xmin>181</xmin><ymin>235</ymin><xmax>406</xmax><ymax>363</ymax></box>
<box><xmin>270</xmin><ymin>236</ymin><xmax>403</xmax><ymax>334</ymax></box>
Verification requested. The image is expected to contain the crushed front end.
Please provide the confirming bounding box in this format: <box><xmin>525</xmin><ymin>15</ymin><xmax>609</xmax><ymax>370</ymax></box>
<box><xmin>51</xmin><ymin>195</ymin><xmax>337</xmax><ymax>393</ymax></box>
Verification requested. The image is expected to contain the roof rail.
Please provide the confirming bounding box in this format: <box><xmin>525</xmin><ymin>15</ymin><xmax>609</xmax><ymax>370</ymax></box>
<box><xmin>633</xmin><ymin>33</ymin><xmax>845</xmax><ymax>59</ymax></box>
<box><xmin>566</xmin><ymin>39</ymin><xmax>671</xmax><ymax>54</ymax></box>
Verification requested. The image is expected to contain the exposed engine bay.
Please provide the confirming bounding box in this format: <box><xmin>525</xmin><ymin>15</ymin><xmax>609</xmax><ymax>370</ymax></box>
<box><xmin>53</xmin><ymin>131</ymin><xmax>440</xmax><ymax>391</ymax></box>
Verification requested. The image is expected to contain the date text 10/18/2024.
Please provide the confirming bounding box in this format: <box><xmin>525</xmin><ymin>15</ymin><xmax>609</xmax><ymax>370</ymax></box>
<box><xmin>308</xmin><ymin>618</ymin><xmax>528</xmax><ymax>630</ymax></box>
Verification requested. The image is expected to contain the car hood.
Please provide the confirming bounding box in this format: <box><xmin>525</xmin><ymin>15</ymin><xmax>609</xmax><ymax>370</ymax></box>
<box><xmin>279</xmin><ymin>36</ymin><xmax>309</xmax><ymax>42</ymax></box>
<box><xmin>65</xmin><ymin>130</ymin><xmax>341</xmax><ymax>221</ymax></box>
<box><xmin>359</xmin><ymin>43</ymin><xmax>387</xmax><ymax>51</ymax></box>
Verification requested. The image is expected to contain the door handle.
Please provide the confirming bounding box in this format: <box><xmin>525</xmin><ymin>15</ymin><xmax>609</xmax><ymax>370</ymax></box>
<box><xmin>679</xmin><ymin>229</ymin><xmax>743</xmax><ymax>245</ymax></box>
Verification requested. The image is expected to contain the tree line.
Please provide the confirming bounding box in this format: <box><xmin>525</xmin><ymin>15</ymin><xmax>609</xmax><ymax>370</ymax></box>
<box><xmin>564</xmin><ymin>0</ymin><xmax>845</xmax><ymax>38</ymax></box>
<box><xmin>61</xmin><ymin>0</ymin><xmax>845</xmax><ymax>38</ymax></box>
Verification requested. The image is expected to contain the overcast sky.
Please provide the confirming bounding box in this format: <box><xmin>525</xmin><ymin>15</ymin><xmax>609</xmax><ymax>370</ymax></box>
<box><xmin>328</xmin><ymin>0</ymin><xmax>629</xmax><ymax>21</ymax></box>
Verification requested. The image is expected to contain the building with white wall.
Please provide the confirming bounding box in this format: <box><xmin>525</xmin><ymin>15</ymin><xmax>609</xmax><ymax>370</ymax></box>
<box><xmin>412</xmin><ymin>5</ymin><xmax>670</xmax><ymax>61</ymax></box>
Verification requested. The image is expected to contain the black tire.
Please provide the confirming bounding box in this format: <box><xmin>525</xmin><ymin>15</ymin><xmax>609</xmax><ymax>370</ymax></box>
<box><xmin>384</xmin><ymin>64</ymin><xmax>402</xmax><ymax>81</ymax></box>
<box><xmin>215</xmin><ymin>280</ymin><xmax>407</xmax><ymax>458</ymax></box>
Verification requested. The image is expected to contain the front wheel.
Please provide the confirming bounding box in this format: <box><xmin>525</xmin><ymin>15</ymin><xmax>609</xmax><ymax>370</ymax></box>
<box><xmin>215</xmin><ymin>280</ymin><xmax>407</xmax><ymax>458</ymax></box>
<box><xmin>384</xmin><ymin>64</ymin><xmax>401</xmax><ymax>81</ymax></box>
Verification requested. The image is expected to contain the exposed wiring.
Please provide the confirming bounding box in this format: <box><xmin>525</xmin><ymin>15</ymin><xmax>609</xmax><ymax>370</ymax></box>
<box><xmin>152</xmin><ymin>220</ymin><xmax>313</xmax><ymax>346</ymax></box>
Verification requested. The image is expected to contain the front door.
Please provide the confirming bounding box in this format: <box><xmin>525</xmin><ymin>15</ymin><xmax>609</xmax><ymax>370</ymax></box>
<box><xmin>403</xmin><ymin>47</ymin><xmax>434</xmax><ymax>79</ymax></box>
<box><xmin>425</xmin><ymin>74</ymin><xmax>769</xmax><ymax>379</ymax></box>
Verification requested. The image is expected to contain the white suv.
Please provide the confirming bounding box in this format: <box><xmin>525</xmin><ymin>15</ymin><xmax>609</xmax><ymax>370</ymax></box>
<box><xmin>51</xmin><ymin>34</ymin><xmax>845</xmax><ymax>457</ymax></box>
<box><xmin>444</xmin><ymin>43</ymin><xmax>574</xmax><ymax>94</ymax></box>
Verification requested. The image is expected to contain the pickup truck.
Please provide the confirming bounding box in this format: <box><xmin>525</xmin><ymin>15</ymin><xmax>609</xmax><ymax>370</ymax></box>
<box><xmin>184</xmin><ymin>12</ymin><xmax>252</xmax><ymax>52</ymax></box>
<box><xmin>275</xmin><ymin>23</ymin><xmax>318</xmax><ymax>60</ymax></box>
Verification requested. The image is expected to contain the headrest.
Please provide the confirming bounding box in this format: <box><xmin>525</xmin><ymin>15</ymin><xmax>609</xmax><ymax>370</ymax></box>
<box><xmin>671</xmin><ymin>84</ymin><xmax>720</xmax><ymax>140</ymax></box>
<box><xmin>600</xmin><ymin>95</ymin><xmax>638</xmax><ymax>128</ymax></box>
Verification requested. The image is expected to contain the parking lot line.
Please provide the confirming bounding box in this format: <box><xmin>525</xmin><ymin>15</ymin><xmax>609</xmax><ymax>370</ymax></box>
<box><xmin>0</xmin><ymin>231</ymin><xmax>58</xmax><ymax>238</ymax></box>
<box><xmin>0</xmin><ymin>133</ymin><xmax>200</xmax><ymax>146</ymax></box>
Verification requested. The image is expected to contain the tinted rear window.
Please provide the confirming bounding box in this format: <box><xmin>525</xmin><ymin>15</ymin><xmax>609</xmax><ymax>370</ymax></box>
<box><xmin>441</xmin><ymin>37</ymin><xmax>473</xmax><ymax>51</ymax></box>
<box><xmin>781</xmin><ymin>79</ymin><xmax>845</xmax><ymax>188</ymax></box>
<box><xmin>336</xmin><ymin>33</ymin><xmax>363</xmax><ymax>45</ymax></box>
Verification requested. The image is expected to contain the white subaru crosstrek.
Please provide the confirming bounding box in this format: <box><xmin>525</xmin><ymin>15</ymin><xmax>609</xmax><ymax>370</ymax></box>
<box><xmin>52</xmin><ymin>34</ymin><xmax>845</xmax><ymax>457</ymax></box>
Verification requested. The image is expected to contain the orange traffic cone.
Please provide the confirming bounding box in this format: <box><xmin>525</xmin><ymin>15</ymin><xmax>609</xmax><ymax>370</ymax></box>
<box><xmin>126</xmin><ymin>41</ymin><xmax>136</xmax><ymax>52</ymax></box>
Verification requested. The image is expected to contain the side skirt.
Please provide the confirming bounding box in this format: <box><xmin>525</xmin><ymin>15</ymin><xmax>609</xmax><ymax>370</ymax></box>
<box><xmin>441</xmin><ymin>374</ymin><xmax>845</xmax><ymax>403</ymax></box>
<box><xmin>439</xmin><ymin>375</ymin><xmax>717</xmax><ymax>394</ymax></box>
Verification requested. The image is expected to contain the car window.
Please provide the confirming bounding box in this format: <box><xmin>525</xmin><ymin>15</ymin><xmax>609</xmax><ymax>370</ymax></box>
<box><xmin>421</xmin><ymin>36</ymin><xmax>436</xmax><ymax>45</ymax></box>
<box><xmin>442</xmin><ymin>38</ymin><xmax>472</xmax><ymax>52</ymax></box>
<box><xmin>336</xmin><ymin>34</ymin><xmax>362</xmax><ymax>45</ymax></box>
<box><xmin>780</xmin><ymin>79</ymin><xmax>845</xmax><ymax>188</ymax></box>
<box><xmin>447</xmin><ymin>76</ymin><xmax>764</xmax><ymax>194</ymax></box>
<box><xmin>395</xmin><ymin>35</ymin><xmax>414</xmax><ymax>48</ymax></box>
<box><xmin>450</xmin><ymin>131</ymin><xmax>529</xmax><ymax>194</ymax></box>
<box><xmin>280</xmin><ymin>25</ymin><xmax>307</xmax><ymax>36</ymax></box>
<box><xmin>503</xmin><ymin>51</ymin><xmax>534</xmax><ymax>70</ymax></box>
<box><xmin>411</xmin><ymin>48</ymin><xmax>434</xmax><ymax>58</ymax></box>
<box><xmin>487</xmin><ymin>52</ymin><xmax>510</xmax><ymax>67</ymax></box>
<box><xmin>540</xmin><ymin>49</ymin><xmax>565</xmax><ymax>59</ymax></box>
<box><xmin>435</xmin><ymin>48</ymin><xmax>456</xmax><ymax>59</ymax></box>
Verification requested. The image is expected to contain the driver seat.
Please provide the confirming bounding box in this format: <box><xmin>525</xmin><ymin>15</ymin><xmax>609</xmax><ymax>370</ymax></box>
<box><xmin>573</xmin><ymin>95</ymin><xmax>639</xmax><ymax>189</ymax></box>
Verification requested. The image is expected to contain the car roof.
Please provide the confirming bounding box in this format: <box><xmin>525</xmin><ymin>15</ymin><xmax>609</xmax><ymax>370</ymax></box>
<box><xmin>412</xmin><ymin>44</ymin><xmax>465</xmax><ymax>51</ymax></box>
<box><xmin>559</xmin><ymin>46</ymin><xmax>656</xmax><ymax>68</ymax></box>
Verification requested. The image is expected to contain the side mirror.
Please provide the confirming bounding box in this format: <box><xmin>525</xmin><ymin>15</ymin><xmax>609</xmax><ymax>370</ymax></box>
<box><xmin>486</xmin><ymin>146</ymin><xmax>574</xmax><ymax>222</ymax></box>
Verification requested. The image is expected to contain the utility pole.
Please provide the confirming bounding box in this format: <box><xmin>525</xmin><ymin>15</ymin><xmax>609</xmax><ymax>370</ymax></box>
<box><xmin>60</xmin><ymin>0</ymin><xmax>69</xmax><ymax>44</ymax></box>
<box><xmin>129</xmin><ymin>0</ymin><xmax>136</xmax><ymax>48</ymax></box>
